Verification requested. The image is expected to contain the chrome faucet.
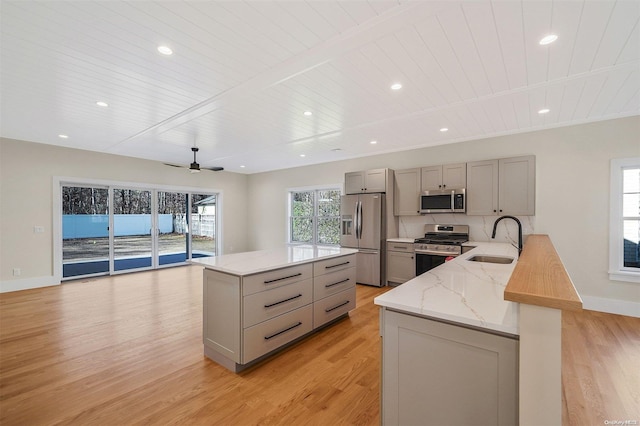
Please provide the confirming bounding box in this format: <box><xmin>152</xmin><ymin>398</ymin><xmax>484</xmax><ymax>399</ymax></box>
<box><xmin>491</xmin><ymin>215</ymin><xmax>523</xmax><ymax>256</ymax></box>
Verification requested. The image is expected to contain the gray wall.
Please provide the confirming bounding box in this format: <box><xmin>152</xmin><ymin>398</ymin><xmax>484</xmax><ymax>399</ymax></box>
<box><xmin>0</xmin><ymin>138</ymin><xmax>249</xmax><ymax>288</ymax></box>
<box><xmin>2</xmin><ymin>116</ymin><xmax>639</xmax><ymax>313</ymax></box>
<box><xmin>247</xmin><ymin>116</ymin><xmax>640</xmax><ymax>312</ymax></box>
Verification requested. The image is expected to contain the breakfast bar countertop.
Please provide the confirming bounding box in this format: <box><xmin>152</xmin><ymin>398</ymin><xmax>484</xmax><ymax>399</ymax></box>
<box><xmin>374</xmin><ymin>242</ymin><xmax>520</xmax><ymax>336</ymax></box>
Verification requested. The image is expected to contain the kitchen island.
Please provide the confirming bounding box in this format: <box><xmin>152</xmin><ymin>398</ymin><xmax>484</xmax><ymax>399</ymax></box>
<box><xmin>375</xmin><ymin>236</ymin><xmax>582</xmax><ymax>426</ymax></box>
<box><xmin>375</xmin><ymin>242</ymin><xmax>520</xmax><ymax>425</ymax></box>
<box><xmin>191</xmin><ymin>245</ymin><xmax>358</xmax><ymax>372</ymax></box>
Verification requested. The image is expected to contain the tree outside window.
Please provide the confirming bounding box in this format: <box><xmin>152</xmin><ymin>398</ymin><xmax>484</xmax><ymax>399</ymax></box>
<box><xmin>622</xmin><ymin>167</ymin><xmax>640</xmax><ymax>268</ymax></box>
<box><xmin>290</xmin><ymin>188</ymin><xmax>341</xmax><ymax>245</ymax></box>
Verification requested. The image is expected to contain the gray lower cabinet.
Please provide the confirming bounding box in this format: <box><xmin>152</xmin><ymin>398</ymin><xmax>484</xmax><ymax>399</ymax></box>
<box><xmin>381</xmin><ymin>309</ymin><xmax>518</xmax><ymax>426</ymax></box>
<box><xmin>203</xmin><ymin>254</ymin><xmax>356</xmax><ymax>372</ymax></box>
<box><xmin>386</xmin><ymin>242</ymin><xmax>415</xmax><ymax>286</ymax></box>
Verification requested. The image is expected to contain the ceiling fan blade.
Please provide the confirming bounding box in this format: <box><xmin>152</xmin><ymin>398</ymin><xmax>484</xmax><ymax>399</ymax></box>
<box><xmin>204</xmin><ymin>166</ymin><xmax>224</xmax><ymax>172</ymax></box>
<box><xmin>164</xmin><ymin>163</ymin><xmax>185</xmax><ymax>168</ymax></box>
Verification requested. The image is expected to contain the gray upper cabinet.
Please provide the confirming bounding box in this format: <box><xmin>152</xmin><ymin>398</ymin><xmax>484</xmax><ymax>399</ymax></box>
<box><xmin>420</xmin><ymin>163</ymin><xmax>467</xmax><ymax>191</ymax></box>
<box><xmin>345</xmin><ymin>168</ymin><xmax>388</xmax><ymax>194</ymax></box>
<box><xmin>393</xmin><ymin>168</ymin><xmax>420</xmax><ymax>216</ymax></box>
<box><xmin>466</xmin><ymin>155</ymin><xmax>535</xmax><ymax>215</ymax></box>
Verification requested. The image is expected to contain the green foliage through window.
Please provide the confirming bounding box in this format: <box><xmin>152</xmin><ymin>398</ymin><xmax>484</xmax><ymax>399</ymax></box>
<box><xmin>290</xmin><ymin>189</ymin><xmax>340</xmax><ymax>245</ymax></box>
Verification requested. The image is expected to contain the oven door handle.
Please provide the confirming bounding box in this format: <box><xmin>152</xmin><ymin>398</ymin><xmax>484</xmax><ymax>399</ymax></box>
<box><xmin>416</xmin><ymin>250</ymin><xmax>459</xmax><ymax>257</ymax></box>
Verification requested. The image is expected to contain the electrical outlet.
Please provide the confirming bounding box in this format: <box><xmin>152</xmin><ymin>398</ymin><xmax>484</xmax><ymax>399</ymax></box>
<box><xmin>34</xmin><ymin>226</ymin><xmax>44</xmax><ymax>233</ymax></box>
<box><xmin>13</xmin><ymin>268</ymin><xmax>21</xmax><ymax>276</ymax></box>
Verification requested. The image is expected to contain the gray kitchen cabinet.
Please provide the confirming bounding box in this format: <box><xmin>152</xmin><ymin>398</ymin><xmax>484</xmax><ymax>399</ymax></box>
<box><xmin>386</xmin><ymin>243</ymin><xmax>415</xmax><ymax>286</ymax></box>
<box><xmin>345</xmin><ymin>168</ymin><xmax>388</xmax><ymax>194</ymax></box>
<box><xmin>202</xmin><ymin>253</ymin><xmax>356</xmax><ymax>372</ymax></box>
<box><xmin>466</xmin><ymin>155</ymin><xmax>535</xmax><ymax>215</ymax></box>
<box><xmin>421</xmin><ymin>163</ymin><xmax>467</xmax><ymax>191</ymax></box>
<box><xmin>381</xmin><ymin>309</ymin><xmax>518</xmax><ymax>425</ymax></box>
<box><xmin>393</xmin><ymin>168</ymin><xmax>420</xmax><ymax>216</ymax></box>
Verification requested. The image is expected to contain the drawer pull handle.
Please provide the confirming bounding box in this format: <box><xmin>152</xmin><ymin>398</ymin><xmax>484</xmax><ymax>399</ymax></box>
<box><xmin>264</xmin><ymin>294</ymin><xmax>303</xmax><ymax>308</ymax></box>
<box><xmin>325</xmin><ymin>300</ymin><xmax>350</xmax><ymax>313</ymax></box>
<box><xmin>325</xmin><ymin>261</ymin><xmax>350</xmax><ymax>269</ymax></box>
<box><xmin>264</xmin><ymin>272</ymin><xmax>302</xmax><ymax>284</ymax></box>
<box><xmin>393</xmin><ymin>246</ymin><xmax>406</xmax><ymax>249</ymax></box>
<box><xmin>325</xmin><ymin>278</ymin><xmax>350</xmax><ymax>288</ymax></box>
<box><xmin>264</xmin><ymin>321</ymin><xmax>303</xmax><ymax>340</ymax></box>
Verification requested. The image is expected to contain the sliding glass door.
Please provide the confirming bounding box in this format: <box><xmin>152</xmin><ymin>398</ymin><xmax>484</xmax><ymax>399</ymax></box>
<box><xmin>61</xmin><ymin>183</ymin><xmax>218</xmax><ymax>280</ymax></box>
<box><xmin>112</xmin><ymin>188</ymin><xmax>153</xmax><ymax>272</ymax></box>
<box><xmin>191</xmin><ymin>194</ymin><xmax>217</xmax><ymax>259</ymax></box>
<box><xmin>62</xmin><ymin>185</ymin><xmax>110</xmax><ymax>278</ymax></box>
<box><xmin>157</xmin><ymin>191</ymin><xmax>188</xmax><ymax>266</ymax></box>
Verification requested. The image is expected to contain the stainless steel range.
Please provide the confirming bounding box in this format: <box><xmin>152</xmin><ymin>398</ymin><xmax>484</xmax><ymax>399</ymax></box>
<box><xmin>415</xmin><ymin>224</ymin><xmax>469</xmax><ymax>275</ymax></box>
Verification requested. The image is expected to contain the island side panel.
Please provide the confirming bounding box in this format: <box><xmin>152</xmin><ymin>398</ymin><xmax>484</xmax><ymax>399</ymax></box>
<box><xmin>203</xmin><ymin>269</ymin><xmax>241</xmax><ymax>363</ymax></box>
<box><xmin>382</xmin><ymin>309</ymin><xmax>518</xmax><ymax>426</ymax></box>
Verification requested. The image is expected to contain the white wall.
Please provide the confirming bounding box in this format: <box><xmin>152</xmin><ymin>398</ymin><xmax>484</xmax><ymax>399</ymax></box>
<box><xmin>0</xmin><ymin>138</ymin><xmax>249</xmax><ymax>290</ymax></box>
<box><xmin>247</xmin><ymin>116</ymin><xmax>640</xmax><ymax>314</ymax></box>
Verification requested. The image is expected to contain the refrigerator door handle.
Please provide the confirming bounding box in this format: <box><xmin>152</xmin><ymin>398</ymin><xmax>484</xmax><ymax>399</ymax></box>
<box><xmin>354</xmin><ymin>202</ymin><xmax>359</xmax><ymax>239</ymax></box>
<box><xmin>358</xmin><ymin>201</ymin><xmax>363</xmax><ymax>239</ymax></box>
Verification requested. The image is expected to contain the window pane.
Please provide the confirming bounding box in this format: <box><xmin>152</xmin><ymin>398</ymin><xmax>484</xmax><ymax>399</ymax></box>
<box><xmin>317</xmin><ymin>190</ymin><xmax>340</xmax><ymax>216</ymax></box>
<box><xmin>291</xmin><ymin>218</ymin><xmax>312</xmax><ymax>243</ymax></box>
<box><xmin>623</xmin><ymin>220</ymin><xmax>640</xmax><ymax>268</ymax></box>
<box><xmin>317</xmin><ymin>217</ymin><xmax>340</xmax><ymax>245</ymax></box>
<box><xmin>623</xmin><ymin>168</ymin><xmax>640</xmax><ymax>193</ymax></box>
<box><xmin>191</xmin><ymin>194</ymin><xmax>217</xmax><ymax>258</ymax></box>
<box><xmin>292</xmin><ymin>192</ymin><xmax>313</xmax><ymax>217</ymax></box>
<box><xmin>623</xmin><ymin>194</ymin><xmax>640</xmax><ymax>217</ymax></box>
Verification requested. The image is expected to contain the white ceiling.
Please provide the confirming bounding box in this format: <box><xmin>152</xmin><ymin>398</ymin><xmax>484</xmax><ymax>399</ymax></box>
<box><xmin>1</xmin><ymin>1</ymin><xmax>639</xmax><ymax>174</ymax></box>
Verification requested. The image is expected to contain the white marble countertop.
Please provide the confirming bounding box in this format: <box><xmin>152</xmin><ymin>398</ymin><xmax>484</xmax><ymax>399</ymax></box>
<box><xmin>374</xmin><ymin>242</ymin><xmax>520</xmax><ymax>336</ymax></box>
<box><xmin>386</xmin><ymin>237</ymin><xmax>416</xmax><ymax>243</ymax></box>
<box><xmin>190</xmin><ymin>245</ymin><xmax>358</xmax><ymax>276</ymax></box>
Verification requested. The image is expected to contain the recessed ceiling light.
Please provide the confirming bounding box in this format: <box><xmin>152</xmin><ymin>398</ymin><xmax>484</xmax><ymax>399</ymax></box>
<box><xmin>391</xmin><ymin>83</ymin><xmax>402</xmax><ymax>90</ymax></box>
<box><xmin>440</xmin><ymin>128</ymin><xmax>449</xmax><ymax>132</ymax></box>
<box><xmin>370</xmin><ymin>140</ymin><xmax>377</xmax><ymax>145</ymax></box>
<box><xmin>331</xmin><ymin>148</ymin><xmax>342</xmax><ymax>152</ymax></box>
<box><xmin>240</xmin><ymin>165</ymin><xmax>245</xmax><ymax>168</ymax></box>
<box><xmin>538</xmin><ymin>108</ymin><xmax>550</xmax><ymax>114</ymax></box>
<box><xmin>539</xmin><ymin>34</ymin><xmax>558</xmax><ymax>45</ymax></box>
<box><xmin>58</xmin><ymin>134</ymin><xmax>68</xmax><ymax>139</ymax></box>
<box><xmin>300</xmin><ymin>154</ymin><xmax>306</xmax><ymax>158</ymax></box>
<box><xmin>157</xmin><ymin>45</ymin><xmax>173</xmax><ymax>55</ymax></box>
<box><xmin>303</xmin><ymin>111</ymin><xmax>313</xmax><ymax>116</ymax></box>
<box><xmin>96</xmin><ymin>101</ymin><xmax>108</xmax><ymax>107</ymax></box>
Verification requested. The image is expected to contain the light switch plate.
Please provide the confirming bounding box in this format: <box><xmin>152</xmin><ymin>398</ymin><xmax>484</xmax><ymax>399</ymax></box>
<box><xmin>34</xmin><ymin>226</ymin><xmax>44</xmax><ymax>233</ymax></box>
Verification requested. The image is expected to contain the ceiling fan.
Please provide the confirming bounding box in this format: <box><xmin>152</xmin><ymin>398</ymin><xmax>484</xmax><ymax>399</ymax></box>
<box><xmin>165</xmin><ymin>147</ymin><xmax>224</xmax><ymax>173</ymax></box>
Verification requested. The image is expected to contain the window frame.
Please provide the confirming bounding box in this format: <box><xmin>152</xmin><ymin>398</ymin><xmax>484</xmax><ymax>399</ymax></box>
<box><xmin>609</xmin><ymin>157</ymin><xmax>640</xmax><ymax>283</ymax></box>
<box><xmin>287</xmin><ymin>184</ymin><xmax>342</xmax><ymax>246</ymax></box>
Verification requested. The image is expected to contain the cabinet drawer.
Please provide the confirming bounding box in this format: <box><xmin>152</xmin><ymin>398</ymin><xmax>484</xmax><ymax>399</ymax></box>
<box><xmin>243</xmin><ymin>279</ymin><xmax>313</xmax><ymax>328</ymax></box>
<box><xmin>313</xmin><ymin>267</ymin><xmax>356</xmax><ymax>300</ymax></box>
<box><xmin>243</xmin><ymin>304</ymin><xmax>313</xmax><ymax>363</ymax></box>
<box><xmin>386</xmin><ymin>242</ymin><xmax>414</xmax><ymax>253</ymax></box>
<box><xmin>313</xmin><ymin>254</ymin><xmax>356</xmax><ymax>277</ymax></box>
<box><xmin>243</xmin><ymin>263</ymin><xmax>312</xmax><ymax>296</ymax></box>
<box><xmin>313</xmin><ymin>287</ymin><xmax>356</xmax><ymax>329</ymax></box>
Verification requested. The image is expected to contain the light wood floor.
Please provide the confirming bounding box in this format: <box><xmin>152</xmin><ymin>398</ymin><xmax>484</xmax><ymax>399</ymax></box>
<box><xmin>1</xmin><ymin>266</ymin><xmax>638</xmax><ymax>425</ymax></box>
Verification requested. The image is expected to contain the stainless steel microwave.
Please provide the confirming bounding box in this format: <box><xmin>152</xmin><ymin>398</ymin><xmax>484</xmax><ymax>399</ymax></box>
<box><xmin>420</xmin><ymin>188</ymin><xmax>466</xmax><ymax>213</ymax></box>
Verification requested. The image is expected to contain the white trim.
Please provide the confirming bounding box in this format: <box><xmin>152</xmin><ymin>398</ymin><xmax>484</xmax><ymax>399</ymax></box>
<box><xmin>609</xmin><ymin>158</ymin><xmax>640</xmax><ymax>283</ymax></box>
<box><xmin>581</xmin><ymin>295</ymin><xmax>640</xmax><ymax>318</ymax></box>
<box><xmin>0</xmin><ymin>275</ymin><xmax>59</xmax><ymax>293</ymax></box>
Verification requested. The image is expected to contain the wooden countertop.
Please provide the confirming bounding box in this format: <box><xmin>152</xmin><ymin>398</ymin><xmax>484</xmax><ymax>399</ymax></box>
<box><xmin>504</xmin><ymin>235</ymin><xmax>583</xmax><ymax>311</ymax></box>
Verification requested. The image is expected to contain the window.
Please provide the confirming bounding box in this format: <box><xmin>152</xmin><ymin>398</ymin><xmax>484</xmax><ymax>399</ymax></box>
<box><xmin>289</xmin><ymin>187</ymin><xmax>341</xmax><ymax>245</ymax></box>
<box><xmin>609</xmin><ymin>158</ymin><xmax>640</xmax><ymax>283</ymax></box>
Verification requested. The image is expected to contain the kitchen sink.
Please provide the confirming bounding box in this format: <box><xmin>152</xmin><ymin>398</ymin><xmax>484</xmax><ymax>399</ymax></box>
<box><xmin>467</xmin><ymin>255</ymin><xmax>514</xmax><ymax>264</ymax></box>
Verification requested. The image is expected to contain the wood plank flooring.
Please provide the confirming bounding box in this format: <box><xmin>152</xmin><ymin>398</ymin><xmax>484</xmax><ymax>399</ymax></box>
<box><xmin>1</xmin><ymin>266</ymin><xmax>638</xmax><ymax>425</ymax></box>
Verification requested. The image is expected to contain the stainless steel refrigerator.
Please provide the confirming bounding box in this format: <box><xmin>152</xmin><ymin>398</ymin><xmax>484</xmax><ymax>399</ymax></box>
<box><xmin>340</xmin><ymin>193</ymin><xmax>386</xmax><ymax>287</ymax></box>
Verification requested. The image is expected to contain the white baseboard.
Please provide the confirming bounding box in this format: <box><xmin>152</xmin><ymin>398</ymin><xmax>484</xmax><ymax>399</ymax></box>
<box><xmin>0</xmin><ymin>275</ymin><xmax>60</xmax><ymax>293</ymax></box>
<box><xmin>581</xmin><ymin>295</ymin><xmax>640</xmax><ymax>318</ymax></box>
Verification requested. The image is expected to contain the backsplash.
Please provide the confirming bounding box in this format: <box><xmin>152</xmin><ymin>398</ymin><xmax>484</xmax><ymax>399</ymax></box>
<box><xmin>398</xmin><ymin>214</ymin><xmax>535</xmax><ymax>246</ymax></box>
